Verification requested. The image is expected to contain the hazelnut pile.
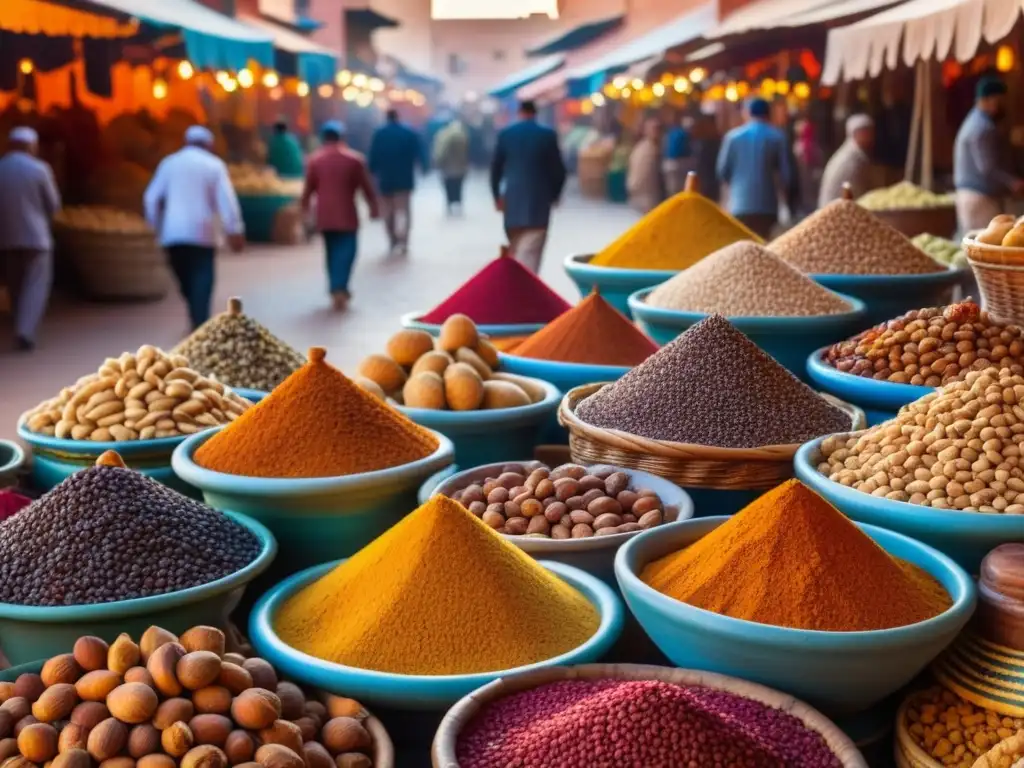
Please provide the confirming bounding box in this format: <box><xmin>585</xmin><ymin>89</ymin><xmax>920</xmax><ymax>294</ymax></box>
<box><xmin>0</xmin><ymin>625</ymin><xmax>375</xmax><ymax>768</ymax></box>
<box><xmin>448</xmin><ymin>462</ymin><xmax>668</xmax><ymax>538</ymax></box>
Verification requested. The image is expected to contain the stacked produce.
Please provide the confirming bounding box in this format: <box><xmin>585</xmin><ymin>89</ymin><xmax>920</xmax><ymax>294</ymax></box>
<box><xmin>771</xmin><ymin>199</ymin><xmax>946</xmax><ymax>275</ymax></box>
<box><xmin>172</xmin><ymin>298</ymin><xmax>305</xmax><ymax>393</ymax></box>
<box><xmin>974</xmin><ymin>214</ymin><xmax>1024</xmax><ymax>248</ymax></box>
<box><xmin>820</xmin><ymin>301</ymin><xmax>1024</xmax><ymax>385</ymax></box>
<box><xmin>54</xmin><ymin>207</ymin><xmax>152</xmax><ymax>235</ymax></box>
<box><xmin>645</xmin><ymin>241</ymin><xmax>853</xmax><ymax>317</ymax></box>
<box><xmin>642</xmin><ymin>480</ymin><xmax>950</xmax><ymax>631</ymax></box>
<box><xmin>446</xmin><ymin>462</ymin><xmax>668</xmax><ymax>538</ymax></box>
<box><xmin>914</xmin><ymin>233</ymin><xmax>967</xmax><ymax>269</ymax></box>
<box><xmin>817</xmin><ymin>367</ymin><xmax>1024</xmax><ymax>511</ymax></box>
<box><xmin>0</xmin><ymin>453</ymin><xmax>261</xmax><ymax>606</ymax></box>
<box><xmin>20</xmin><ymin>347</ymin><xmax>251</xmax><ymax>441</ymax></box>
<box><xmin>510</xmin><ymin>292</ymin><xmax>658</xmax><ymax>366</ymax></box>
<box><xmin>576</xmin><ymin>315</ymin><xmax>851</xmax><ymax>448</ymax></box>
<box><xmin>857</xmin><ymin>181</ymin><xmax>955</xmax><ymax>210</ymax></box>
<box><xmin>0</xmin><ymin>623</ymin><xmax>378</xmax><ymax>768</ymax></box>
<box><xmin>193</xmin><ymin>348</ymin><xmax>439</xmax><ymax>478</ymax></box>
<box><xmin>274</xmin><ymin>495</ymin><xmax>599</xmax><ymax>675</ymax></box>
<box><xmin>228</xmin><ymin>164</ymin><xmax>302</xmax><ymax>197</ymax></box>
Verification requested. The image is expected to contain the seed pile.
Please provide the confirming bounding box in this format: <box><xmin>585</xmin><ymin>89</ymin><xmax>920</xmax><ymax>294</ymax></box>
<box><xmin>821</xmin><ymin>301</ymin><xmax>1024</xmax><ymax>386</ymax></box>
<box><xmin>646</xmin><ymin>241</ymin><xmax>853</xmax><ymax>316</ymax></box>
<box><xmin>21</xmin><ymin>347</ymin><xmax>250</xmax><ymax>441</ymax></box>
<box><xmin>857</xmin><ymin>181</ymin><xmax>954</xmax><ymax>210</ymax></box>
<box><xmin>0</xmin><ymin>624</ymin><xmax>377</xmax><ymax>768</ymax></box>
<box><xmin>511</xmin><ymin>292</ymin><xmax>659</xmax><ymax>366</ymax></box>
<box><xmin>0</xmin><ymin>455</ymin><xmax>261</xmax><ymax>606</ymax></box>
<box><xmin>448</xmin><ymin>462</ymin><xmax>668</xmax><ymax>538</ymax></box>
<box><xmin>818</xmin><ymin>368</ymin><xmax>1024</xmax><ymax>511</ymax></box>
<box><xmin>576</xmin><ymin>315</ymin><xmax>851</xmax><ymax>448</ymax></box>
<box><xmin>905</xmin><ymin>686</ymin><xmax>1024</xmax><ymax>767</ymax></box>
<box><xmin>770</xmin><ymin>199</ymin><xmax>946</xmax><ymax>275</ymax></box>
<box><xmin>274</xmin><ymin>495</ymin><xmax>599</xmax><ymax>676</ymax></box>
<box><xmin>456</xmin><ymin>678</ymin><xmax>842</xmax><ymax>768</ymax></box>
<box><xmin>172</xmin><ymin>298</ymin><xmax>306</xmax><ymax>392</ymax></box>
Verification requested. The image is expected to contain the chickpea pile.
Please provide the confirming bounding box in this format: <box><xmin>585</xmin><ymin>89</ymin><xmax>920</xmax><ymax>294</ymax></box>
<box><xmin>905</xmin><ymin>686</ymin><xmax>1024</xmax><ymax>767</ymax></box>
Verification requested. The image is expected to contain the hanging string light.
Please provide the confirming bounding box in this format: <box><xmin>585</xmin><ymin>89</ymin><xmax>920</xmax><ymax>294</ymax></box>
<box><xmin>368</xmin><ymin>77</ymin><xmax>385</xmax><ymax>92</ymax></box>
<box><xmin>18</xmin><ymin>59</ymin><xmax>34</xmax><ymax>75</ymax></box>
<box><xmin>262</xmin><ymin>71</ymin><xmax>280</xmax><ymax>88</ymax></box>
<box><xmin>673</xmin><ymin>76</ymin><xmax>690</xmax><ymax>93</ymax></box>
<box><xmin>689</xmin><ymin>67</ymin><xmax>706</xmax><ymax>83</ymax></box>
<box><xmin>237</xmin><ymin>69</ymin><xmax>255</xmax><ymax>89</ymax></box>
<box><xmin>177</xmin><ymin>61</ymin><xmax>194</xmax><ymax>80</ymax></box>
<box><xmin>297</xmin><ymin>82</ymin><xmax>310</xmax><ymax>97</ymax></box>
<box><xmin>336</xmin><ymin>70</ymin><xmax>353</xmax><ymax>86</ymax></box>
<box><xmin>793</xmin><ymin>82</ymin><xmax>811</xmax><ymax>99</ymax></box>
<box><xmin>318</xmin><ymin>84</ymin><xmax>333</xmax><ymax>98</ymax></box>
<box><xmin>652</xmin><ymin>82</ymin><xmax>666</xmax><ymax>97</ymax></box>
<box><xmin>222</xmin><ymin>77</ymin><xmax>238</xmax><ymax>93</ymax></box>
<box><xmin>352</xmin><ymin>73</ymin><xmax>368</xmax><ymax>88</ymax></box>
<box><xmin>152</xmin><ymin>78</ymin><xmax>169</xmax><ymax>100</ymax></box>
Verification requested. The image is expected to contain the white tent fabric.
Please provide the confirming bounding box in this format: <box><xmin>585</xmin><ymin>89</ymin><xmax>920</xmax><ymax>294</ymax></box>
<box><xmin>707</xmin><ymin>0</ymin><xmax>838</xmax><ymax>37</ymax></box>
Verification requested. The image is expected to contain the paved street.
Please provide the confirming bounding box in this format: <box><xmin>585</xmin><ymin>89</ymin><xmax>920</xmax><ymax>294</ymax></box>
<box><xmin>1</xmin><ymin>174</ymin><xmax>640</xmax><ymax>441</ymax></box>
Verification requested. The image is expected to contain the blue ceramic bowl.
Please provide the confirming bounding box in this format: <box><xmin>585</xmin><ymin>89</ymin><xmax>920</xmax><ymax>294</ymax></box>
<box><xmin>400</xmin><ymin>311</ymin><xmax>543</xmax><ymax>343</ymax></box>
<box><xmin>563</xmin><ymin>254</ymin><xmax>677</xmax><ymax>318</ymax></box>
<box><xmin>233</xmin><ymin>388</ymin><xmax>269</xmax><ymax>403</ymax></box>
<box><xmin>0</xmin><ymin>439</ymin><xmax>26</xmax><ymax>487</ymax></box>
<box><xmin>628</xmin><ymin>288</ymin><xmax>867</xmax><ymax>382</ymax></box>
<box><xmin>806</xmin><ymin>348</ymin><xmax>934</xmax><ymax>426</ymax></box>
<box><xmin>171</xmin><ymin>427</ymin><xmax>455</xmax><ymax>574</ymax></box>
<box><xmin>796</xmin><ymin>438</ymin><xmax>1024</xmax><ymax>572</ymax></box>
<box><xmin>397</xmin><ymin>376</ymin><xmax>560</xmax><ymax>466</ymax></box>
<box><xmin>811</xmin><ymin>268</ymin><xmax>968</xmax><ymax>327</ymax></box>
<box><xmin>0</xmin><ymin>511</ymin><xmax>275</xmax><ymax>665</ymax></box>
<box><xmin>615</xmin><ymin>517</ymin><xmax>976</xmax><ymax>715</ymax></box>
<box><xmin>249</xmin><ymin>558</ymin><xmax>624</xmax><ymax>709</ymax></box>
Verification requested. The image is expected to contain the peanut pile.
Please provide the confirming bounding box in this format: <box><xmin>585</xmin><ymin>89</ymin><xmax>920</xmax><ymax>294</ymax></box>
<box><xmin>21</xmin><ymin>347</ymin><xmax>250</xmax><ymax>441</ymax></box>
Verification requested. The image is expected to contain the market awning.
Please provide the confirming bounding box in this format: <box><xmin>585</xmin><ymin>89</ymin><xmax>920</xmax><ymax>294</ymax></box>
<box><xmin>487</xmin><ymin>54</ymin><xmax>564</xmax><ymax>98</ymax></box>
<box><xmin>525</xmin><ymin>14</ymin><xmax>624</xmax><ymax>57</ymax></box>
<box><xmin>238</xmin><ymin>13</ymin><xmax>337</xmax><ymax>86</ymax></box>
<box><xmin>778</xmin><ymin>0</ymin><xmax>902</xmax><ymax>27</ymax></box>
<box><xmin>3</xmin><ymin>0</ymin><xmax>137</xmax><ymax>38</ymax></box>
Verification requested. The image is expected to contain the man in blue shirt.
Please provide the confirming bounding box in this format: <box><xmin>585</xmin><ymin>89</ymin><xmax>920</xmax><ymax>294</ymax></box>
<box><xmin>716</xmin><ymin>98</ymin><xmax>791</xmax><ymax>239</ymax></box>
<box><xmin>662</xmin><ymin>115</ymin><xmax>693</xmax><ymax>196</ymax></box>
<box><xmin>368</xmin><ymin>109</ymin><xmax>427</xmax><ymax>256</ymax></box>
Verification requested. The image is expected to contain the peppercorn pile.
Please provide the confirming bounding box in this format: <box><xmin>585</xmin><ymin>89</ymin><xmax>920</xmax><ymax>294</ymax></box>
<box><xmin>448</xmin><ymin>462</ymin><xmax>668</xmax><ymax>538</ymax></box>
<box><xmin>0</xmin><ymin>624</ymin><xmax>377</xmax><ymax>768</ymax></box>
<box><xmin>645</xmin><ymin>241</ymin><xmax>853</xmax><ymax>317</ymax></box>
<box><xmin>0</xmin><ymin>455</ymin><xmax>261</xmax><ymax>606</ymax></box>
<box><xmin>456</xmin><ymin>678</ymin><xmax>843</xmax><ymax>767</ymax></box>
<box><xmin>576</xmin><ymin>315</ymin><xmax>851</xmax><ymax>448</ymax></box>
<box><xmin>817</xmin><ymin>368</ymin><xmax>1024</xmax><ymax>511</ymax></box>
<box><xmin>821</xmin><ymin>301</ymin><xmax>1024</xmax><ymax>386</ymax></box>
<box><xmin>172</xmin><ymin>298</ymin><xmax>305</xmax><ymax>393</ymax></box>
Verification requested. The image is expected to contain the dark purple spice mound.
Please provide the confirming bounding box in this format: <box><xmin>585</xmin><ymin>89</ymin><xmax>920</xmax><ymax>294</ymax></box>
<box><xmin>575</xmin><ymin>314</ymin><xmax>851</xmax><ymax>448</ymax></box>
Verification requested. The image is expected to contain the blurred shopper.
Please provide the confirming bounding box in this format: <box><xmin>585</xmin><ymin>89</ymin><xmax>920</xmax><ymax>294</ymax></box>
<box><xmin>716</xmin><ymin>98</ymin><xmax>791</xmax><ymax>239</ymax></box>
<box><xmin>432</xmin><ymin>118</ymin><xmax>470</xmax><ymax>215</ymax></box>
<box><xmin>0</xmin><ymin>127</ymin><xmax>60</xmax><ymax>352</ymax></box>
<box><xmin>691</xmin><ymin>114</ymin><xmax>722</xmax><ymax>204</ymax></box>
<box><xmin>368</xmin><ymin>109</ymin><xmax>426</xmax><ymax>256</ymax></box>
<box><xmin>627</xmin><ymin>118</ymin><xmax>664</xmax><ymax>213</ymax></box>
<box><xmin>302</xmin><ymin>121</ymin><xmax>380</xmax><ymax>312</ymax></box>
<box><xmin>793</xmin><ymin>118</ymin><xmax>823</xmax><ymax>217</ymax></box>
<box><xmin>490</xmin><ymin>100</ymin><xmax>566</xmax><ymax>273</ymax></box>
<box><xmin>954</xmin><ymin>76</ymin><xmax>1024</xmax><ymax>233</ymax></box>
<box><xmin>819</xmin><ymin>114</ymin><xmax>875</xmax><ymax>208</ymax></box>
<box><xmin>144</xmin><ymin>126</ymin><xmax>244</xmax><ymax>331</ymax></box>
<box><xmin>662</xmin><ymin>115</ymin><xmax>694</xmax><ymax>196</ymax></box>
<box><xmin>267</xmin><ymin>119</ymin><xmax>305</xmax><ymax>179</ymax></box>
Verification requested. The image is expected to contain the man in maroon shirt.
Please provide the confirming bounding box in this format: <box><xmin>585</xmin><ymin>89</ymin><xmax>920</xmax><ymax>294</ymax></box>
<box><xmin>301</xmin><ymin>121</ymin><xmax>380</xmax><ymax>311</ymax></box>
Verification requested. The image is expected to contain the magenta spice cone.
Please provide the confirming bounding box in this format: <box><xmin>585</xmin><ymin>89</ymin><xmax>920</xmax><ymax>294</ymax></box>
<box><xmin>456</xmin><ymin>680</ymin><xmax>842</xmax><ymax>768</ymax></box>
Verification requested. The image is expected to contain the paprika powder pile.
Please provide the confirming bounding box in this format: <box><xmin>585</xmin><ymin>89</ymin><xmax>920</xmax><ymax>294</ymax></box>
<box><xmin>194</xmin><ymin>347</ymin><xmax>439</xmax><ymax>478</ymax></box>
<box><xmin>641</xmin><ymin>479</ymin><xmax>951</xmax><ymax>631</ymax></box>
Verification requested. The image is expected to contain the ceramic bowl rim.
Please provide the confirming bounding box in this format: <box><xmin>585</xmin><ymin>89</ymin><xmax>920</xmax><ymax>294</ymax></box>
<box><xmin>399</xmin><ymin>310</ymin><xmax>546</xmax><ymax>336</ymax></box>
<box><xmin>17</xmin><ymin>422</ymin><xmax>188</xmax><ymax>454</ymax></box>
<box><xmin>563</xmin><ymin>253</ymin><xmax>679</xmax><ymax>277</ymax></box>
<box><xmin>0</xmin><ymin>440</ymin><xmax>26</xmax><ymax>474</ymax></box>
<box><xmin>805</xmin><ymin>347</ymin><xmax>936</xmax><ymax>401</ymax></box>
<box><xmin>497</xmin><ymin>351</ymin><xmax>632</xmax><ymax>378</ymax></box>
<box><xmin>396</xmin><ymin>376</ymin><xmax>561</xmax><ymax>423</ymax></box>
<box><xmin>809</xmin><ymin>266</ymin><xmax>966</xmax><ymax>283</ymax></box>
<box><xmin>627</xmin><ymin>288</ymin><xmax>867</xmax><ymax>326</ymax></box>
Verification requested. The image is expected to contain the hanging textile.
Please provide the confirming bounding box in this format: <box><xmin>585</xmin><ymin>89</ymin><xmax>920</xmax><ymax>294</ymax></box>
<box><xmin>2</xmin><ymin>0</ymin><xmax>136</xmax><ymax>38</ymax></box>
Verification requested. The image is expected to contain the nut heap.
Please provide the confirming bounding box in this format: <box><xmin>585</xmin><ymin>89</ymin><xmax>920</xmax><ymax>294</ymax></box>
<box><xmin>821</xmin><ymin>301</ymin><xmax>1024</xmax><ymax>386</ymax></box>
<box><xmin>817</xmin><ymin>368</ymin><xmax>1024</xmax><ymax>512</ymax></box>
<box><xmin>974</xmin><ymin>214</ymin><xmax>1024</xmax><ymax>249</ymax></box>
<box><xmin>20</xmin><ymin>346</ymin><xmax>251</xmax><ymax>441</ymax></box>
<box><xmin>356</xmin><ymin>315</ymin><xmax>536</xmax><ymax>411</ymax></box>
<box><xmin>0</xmin><ymin>625</ymin><xmax>376</xmax><ymax>768</ymax></box>
<box><xmin>449</xmin><ymin>462</ymin><xmax>668</xmax><ymax>539</ymax></box>
<box><xmin>172</xmin><ymin>299</ymin><xmax>306</xmax><ymax>393</ymax></box>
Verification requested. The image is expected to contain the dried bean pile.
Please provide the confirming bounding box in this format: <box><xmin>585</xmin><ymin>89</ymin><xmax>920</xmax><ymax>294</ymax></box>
<box><xmin>818</xmin><ymin>368</ymin><xmax>1024</xmax><ymax>511</ymax></box>
<box><xmin>456</xmin><ymin>679</ymin><xmax>842</xmax><ymax>768</ymax></box>
<box><xmin>576</xmin><ymin>315</ymin><xmax>851</xmax><ymax>448</ymax></box>
<box><xmin>646</xmin><ymin>241</ymin><xmax>852</xmax><ymax>317</ymax></box>
<box><xmin>771</xmin><ymin>199</ymin><xmax>946</xmax><ymax>275</ymax></box>
<box><xmin>821</xmin><ymin>301</ymin><xmax>1024</xmax><ymax>386</ymax></box>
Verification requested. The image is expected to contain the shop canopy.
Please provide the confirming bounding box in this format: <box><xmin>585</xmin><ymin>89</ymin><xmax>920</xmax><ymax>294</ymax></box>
<box><xmin>525</xmin><ymin>14</ymin><xmax>625</xmax><ymax>57</ymax></box>
<box><xmin>238</xmin><ymin>13</ymin><xmax>338</xmax><ymax>86</ymax></box>
<box><xmin>2</xmin><ymin>0</ymin><xmax>137</xmax><ymax>37</ymax></box>
<box><xmin>488</xmin><ymin>54</ymin><xmax>564</xmax><ymax>98</ymax></box>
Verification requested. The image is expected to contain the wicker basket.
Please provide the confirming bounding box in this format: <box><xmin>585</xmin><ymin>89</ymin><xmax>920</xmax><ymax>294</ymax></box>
<box><xmin>894</xmin><ymin>690</ymin><xmax>943</xmax><ymax>768</ymax></box>
<box><xmin>365</xmin><ymin>715</ymin><xmax>395</xmax><ymax>768</ymax></box>
<box><xmin>558</xmin><ymin>383</ymin><xmax>866</xmax><ymax>491</ymax></box>
<box><xmin>964</xmin><ymin>237</ymin><xmax>1024</xmax><ymax>325</ymax></box>
<box><xmin>431</xmin><ymin>664</ymin><xmax>867</xmax><ymax>767</ymax></box>
<box><xmin>53</xmin><ymin>224</ymin><xmax>171</xmax><ymax>302</ymax></box>
<box><xmin>872</xmin><ymin>206</ymin><xmax>958</xmax><ymax>239</ymax></box>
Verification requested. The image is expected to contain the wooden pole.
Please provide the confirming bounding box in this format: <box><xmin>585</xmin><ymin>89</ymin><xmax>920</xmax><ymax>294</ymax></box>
<box><xmin>922</xmin><ymin>61</ymin><xmax>934</xmax><ymax>190</ymax></box>
<box><xmin>905</xmin><ymin>60</ymin><xmax>925</xmax><ymax>183</ymax></box>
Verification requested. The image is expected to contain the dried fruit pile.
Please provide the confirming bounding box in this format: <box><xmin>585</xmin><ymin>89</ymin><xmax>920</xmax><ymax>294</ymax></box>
<box><xmin>974</xmin><ymin>214</ymin><xmax>1024</xmax><ymax>248</ymax></box>
<box><xmin>0</xmin><ymin>624</ymin><xmax>377</xmax><ymax>768</ymax></box>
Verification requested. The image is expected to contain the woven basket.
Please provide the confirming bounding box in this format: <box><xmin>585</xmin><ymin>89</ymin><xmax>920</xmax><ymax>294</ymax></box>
<box><xmin>894</xmin><ymin>691</ymin><xmax>943</xmax><ymax>768</ymax></box>
<box><xmin>558</xmin><ymin>383</ymin><xmax>866</xmax><ymax>491</ymax></box>
<box><xmin>53</xmin><ymin>223</ymin><xmax>171</xmax><ymax>302</ymax></box>
<box><xmin>431</xmin><ymin>664</ymin><xmax>867</xmax><ymax>767</ymax></box>
<box><xmin>963</xmin><ymin>237</ymin><xmax>1024</xmax><ymax>325</ymax></box>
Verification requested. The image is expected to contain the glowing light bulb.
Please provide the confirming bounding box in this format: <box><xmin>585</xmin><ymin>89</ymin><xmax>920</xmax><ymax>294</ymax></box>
<box><xmin>793</xmin><ymin>82</ymin><xmax>811</xmax><ymax>99</ymax></box>
<box><xmin>368</xmin><ymin>77</ymin><xmax>385</xmax><ymax>92</ymax></box>
<box><xmin>336</xmin><ymin>69</ymin><xmax>352</xmax><ymax>86</ymax></box>
<box><xmin>631</xmin><ymin>78</ymin><xmax>644</xmax><ymax>90</ymax></box>
<box><xmin>318</xmin><ymin>84</ymin><xmax>333</xmax><ymax>98</ymax></box>
<box><xmin>222</xmin><ymin>78</ymin><xmax>238</xmax><ymax>93</ymax></box>
<box><xmin>652</xmin><ymin>83</ymin><xmax>666</xmax><ymax>97</ymax></box>
<box><xmin>152</xmin><ymin>79</ymin><xmax>168</xmax><ymax>100</ymax></box>
<box><xmin>297</xmin><ymin>82</ymin><xmax>310</xmax><ymax>97</ymax></box>
<box><xmin>725</xmin><ymin>83</ymin><xmax>739</xmax><ymax>102</ymax></box>
<box><xmin>775</xmin><ymin>79</ymin><xmax>790</xmax><ymax>95</ymax></box>
<box><xmin>612</xmin><ymin>75</ymin><xmax>628</xmax><ymax>89</ymax></box>
<box><xmin>262</xmin><ymin>71</ymin><xmax>280</xmax><ymax>88</ymax></box>
<box><xmin>352</xmin><ymin>73</ymin><xmax>368</xmax><ymax>88</ymax></box>
<box><xmin>689</xmin><ymin>67</ymin><xmax>706</xmax><ymax>83</ymax></box>
<box><xmin>18</xmin><ymin>59</ymin><xmax>34</xmax><ymax>75</ymax></box>
<box><xmin>237</xmin><ymin>69</ymin><xmax>254</xmax><ymax>89</ymax></box>
<box><xmin>591</xmin><ymin>93</ymin><xmax>605</xmax><ymax>107</ymax></box>
<box><xmin>620</xmin><ymin>87</ymin><xmax>631</xmax><ymax>98</ymax></box>
<box><xmin>355</xmin><ymin>91</ymin><xmax>374</xmax><ymax>107</ymax></box>
<box><xmin>177</xmin><ymin>61</ymin><xmax>194</xmax><ymax>80</ymax></box>
<box><xmin>342</xmin><ymin>86</ymin><xmax>358</xmax><ymax>102</ymax></box>
<box><xmin>674</xmin><ymin>77</ymin><xmax>689</xmax><ymax>93</ymax></box>
<box><xmin>997</xmin><ymin>45</ymin><xmax>1015</xmax><ymax>73</ymax></box>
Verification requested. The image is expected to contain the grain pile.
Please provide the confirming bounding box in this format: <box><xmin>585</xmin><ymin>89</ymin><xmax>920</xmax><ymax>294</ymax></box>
<box><xmin>173</xmin><ymin>298</ymin><xmax>305</xmax><ymax>393</ymax></box>
<box><xmin>575</xmin><ymin>315</ymin><xmax>851</xmax><ymax>448</ymax></box>
<box><xmin>817</xmin><ymin>368</ymin><xmax>1024</xmax><ymax>511</ymax></box>
<box><xmin>645</xmin><ymin>241</ymin><xmax>853</xmax><ymax>316</ymax></box>
<box><xmin>770</xmin><ymin>200</ymin><xmax>946</xmax><ymax>275</ymax></box>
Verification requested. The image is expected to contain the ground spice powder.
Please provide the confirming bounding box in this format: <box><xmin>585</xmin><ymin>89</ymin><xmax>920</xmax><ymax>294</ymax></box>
<box><xmin>511</xmin><ymin>292</ymin><xmax>659</xmax><ymax>366</ymax></box>
<box><xmin>194</xmin><ymin>347</ymin><xmax>438</xmax><ymax>478</ymax></box>
<box><xmin>274</xmin><ymin>495</ymin><xmax>599</xmax><ymax>675</ymax></box>
<box><xmin>641</xmin><ymin>479</ymin><xmax>951</xmax><ymax>631</ymax></box>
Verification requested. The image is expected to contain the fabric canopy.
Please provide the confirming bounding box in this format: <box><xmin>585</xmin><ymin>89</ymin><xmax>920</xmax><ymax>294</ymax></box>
<box><xmin>3</xmin><ymin>0</ymin><xmax>136</xmax><ymax>38</ymax></box>
<box><xmin>526</xmin><ymin>15</ymin><xmax>624</xmax><ymax>56</ymax></box>
<box><xmin>707</xmin><ymin>0</ymin><xmax>839</xmax><ymax>37</ymax></box>
<box><xmin>488</xmin><ymin>54</ymin><xmax>564</xmax><ymax>98</ymax></box>
<box><xmin>238</xmin><ymin>13</ymin><xmax>337</xmax><ymax>85</ymax></box>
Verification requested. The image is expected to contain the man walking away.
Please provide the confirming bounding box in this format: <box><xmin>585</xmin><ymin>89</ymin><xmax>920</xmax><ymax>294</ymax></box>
<box><xmin>0</xmin><ymin>127</ymin><xmax>60</xmax><ymax>352</ymax></box>
<box><xmin>954</xmin><ymin>76</ymin><xmax>1024</xmax><ymax>234</ymax></box>
<box><xmin>267</xmin><ymin>119</ymin><xmax>305</xmax><ymax>180</ymax></box>
<box><xmin>302</xmin><ymin>121</ymin><xmax>380</xmax><ymax>312</ymax></box>
<box><xmin>490</xmin><ymin>100</ymin><xmax>567</xmax><ymax>274</ymax></box>
<box><xmin>663</xmin><ymin>115</ymin><xmax>694</xmax><ymax>196</ymax></box>
<box><xmin>819</xmin><ymin>114</ymin><xmax>876</xmax><ymax>207</ymax></box>
<box><xmin>716</xmin><ymin>97</ymin><xmax>791</xmax><ymax>239</ymax></box>
<box><xmin>628</xmin><ymin>117</ymin><xmax>664</xmax><ymax>214</ymax></box>
<box><xmin>433</xmin><ymin>118</ymin><xmax>470</xmax><ymax>215</ymax></box>
<box><xmin>368</xmin><ymin>109</ymin><xmax>425</xmax><ymax>255</ymax></box>
<box><xmin>144</xmin><ymin>126</ymin><xmax>244</xmax><ymax>331</ymax></box>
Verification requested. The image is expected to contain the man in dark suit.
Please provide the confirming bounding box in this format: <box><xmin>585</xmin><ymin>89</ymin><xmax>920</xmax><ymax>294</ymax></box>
<box><xmin>490</xmin><ymin>100</ymin><xmax>567</xmax><ymax>273</ymax></box>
